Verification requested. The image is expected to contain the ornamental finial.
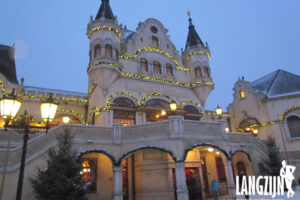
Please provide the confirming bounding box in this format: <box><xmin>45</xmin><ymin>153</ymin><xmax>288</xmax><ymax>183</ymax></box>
<box><xmin>187</xmin><ymin>11</ymin><xmax>191</xmax><ymax>17</ymax></box>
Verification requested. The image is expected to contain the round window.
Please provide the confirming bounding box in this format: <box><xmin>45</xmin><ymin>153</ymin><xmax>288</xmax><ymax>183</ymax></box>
<box><xmin>150</xmin><ymin>26</ymin><xmax>158</xmax><ymax>34</ymax></box>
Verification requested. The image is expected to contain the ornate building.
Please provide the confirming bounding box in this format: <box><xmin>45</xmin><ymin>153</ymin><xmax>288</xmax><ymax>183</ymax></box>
<box><xmin>0</xmin><ymin>0</ymin><xmax>298</xmax><ymax>200</ymax></box>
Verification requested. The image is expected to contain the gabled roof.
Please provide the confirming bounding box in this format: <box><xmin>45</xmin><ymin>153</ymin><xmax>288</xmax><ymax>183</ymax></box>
<box><xmin>95</xmin><ymin>0</ymin><xmax>114</xmax><ymax>20</ymax></box>
<box><xmin>185</xmin><ymin>17</ymin><xmax>204</xmax><ymax>49</ymax></box>
<box><xmin>250</xmin><ymin>69</ymin><xmax>300</xmax><ymax>98</ymax></box>
<box><xmin>0</xmin><ymin>44</ymin><xmax>18</xmax><ymax>84</ymax></box>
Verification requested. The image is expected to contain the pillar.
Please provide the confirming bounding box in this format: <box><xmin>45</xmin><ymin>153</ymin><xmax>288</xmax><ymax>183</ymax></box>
<box><xmin>175</xmin><ymin>162</ymin><xmax>189</xmax><ymax>200</ymax></box>
<box><xmin>227</xmin><ymin>160</ymin><xmax>236</xmax><ymax>199</ymax></box>
<box><xmin>113</xmin><ymin>166</ymin><xmax>123</xmax><ymax>200</ymax></box>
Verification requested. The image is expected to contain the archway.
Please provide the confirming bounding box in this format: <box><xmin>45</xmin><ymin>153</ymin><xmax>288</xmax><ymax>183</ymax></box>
<box><xmin>120</xmin><ymin>147</ymin><xmax>176</xmax><ymax>200</ymax></box>
<box><xmin>232</xmin><ymin>151</ymin><xmax>254</xmax><ymax>177</ymax></box>
<box><xmin>184</xmin><ymin>145</ymin><xmax>231</xmax><ymax>200</ymax></box>
<box><xmin>78</xmin><ymin>151</ymin><xmax>114</xmax><ymax>200</ymax></box>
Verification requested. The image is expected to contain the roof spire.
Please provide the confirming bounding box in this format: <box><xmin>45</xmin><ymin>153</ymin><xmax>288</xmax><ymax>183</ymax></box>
<box><xmin>185</xmin><ymin>11</ymin><xmax>204</xmax><ymax>50</ymax></box>
<box><xmin>95</xmin><ymin>0</ymin><xmax>114</xmax><ymax>20</ymax></box>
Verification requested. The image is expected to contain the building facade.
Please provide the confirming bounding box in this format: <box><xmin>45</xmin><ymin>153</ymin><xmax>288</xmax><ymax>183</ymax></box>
<box><xmin>1</xmin><ymin>0</ymin><xmax>299</xmax><ymax>200</ymax></box>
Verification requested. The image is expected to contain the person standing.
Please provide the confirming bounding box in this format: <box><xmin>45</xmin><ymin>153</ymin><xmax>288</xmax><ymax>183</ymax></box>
<box><xmin>211</xmin><ymin>179</ymin><xmax>219</xmax><ymax>200</ymax></box>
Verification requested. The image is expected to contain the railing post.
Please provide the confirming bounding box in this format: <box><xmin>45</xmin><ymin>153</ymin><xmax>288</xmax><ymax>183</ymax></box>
<box><xmin>113</xmin><ymin>124</ymin><xmax>122</xmax><ymax>144</ymax></box>
<box><xmin>174</xmin><ymin>162</ymin><xmax>189</xmax><ymax>200</ymax></box>
<box><xmin>169</xmin><ymin>116</ymin><xmax>184</xmax><ymax>139</ymax></box>
<box><xmin>113</xmin><ymin>166</ymin><xmax>123</xmax><ymax>200</ymax></box>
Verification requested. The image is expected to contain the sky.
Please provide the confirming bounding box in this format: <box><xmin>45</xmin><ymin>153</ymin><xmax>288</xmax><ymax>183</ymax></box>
<box><xmin>1</xmin><ymin>0</ymin><xmax>300</xmax><ymax>111</ymax></box>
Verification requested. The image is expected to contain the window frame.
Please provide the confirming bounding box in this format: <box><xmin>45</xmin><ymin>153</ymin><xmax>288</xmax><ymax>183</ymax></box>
<box><xmin>105</xmin><ymin>44</ymin><xmax>113</xmax><ymax>58</ymax></box>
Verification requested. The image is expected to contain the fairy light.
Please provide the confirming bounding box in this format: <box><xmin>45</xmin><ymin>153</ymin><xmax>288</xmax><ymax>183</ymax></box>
<box><xmin>87</xmin><ymin>25</ymin><xmax>122</xmax><ymax>40</ymax></box>
<box><xmin>185</xmin><ymin>50</ymin><xmax>211</xmax><ymax>60</ymax></box>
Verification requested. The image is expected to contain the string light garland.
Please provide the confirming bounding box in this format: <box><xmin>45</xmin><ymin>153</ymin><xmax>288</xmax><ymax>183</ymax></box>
<box><xmin>88</xmin><ymin>82</ymin><xmax>97</xmax><ymax>95</ymax></box>
<box><xmin>120</xmin><ymin>47</ymin><xmax>191</xmax><ymax>71</ymax></box>
<box><xmin>88</xmin><ymin>61</ymin><xmax>122</xmax><ymax>71</ymax></box>
<box><xmin>180</xmin><ymin>100</ymin><xmax>201</xmax><ymax>108</ymax></box>
<box><xmin>185</xmin><ymin>51</ymin><xmax>211</xmax><ymax>60</ymax></box>
<box><xmin>87</xmin><ymin>25</ymin><xmax>122</xmax><ymax>40</ymax></box>
<box><xmin>280</xmin><ymin>105</ymin><xmax>300</xmax><ymax>121</ymax></box>
<box><xmin>121</xmin><ymin>72</ymin><xmax>214</xmax><ymax>87</ymax></box>
<box><xmin>139</xmin><ymin>93</ymin><xmax>175</xmax><ymax>106</ymax></box>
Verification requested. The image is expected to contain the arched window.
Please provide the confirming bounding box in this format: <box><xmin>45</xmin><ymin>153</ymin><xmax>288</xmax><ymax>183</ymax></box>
<box><xmin>204</xmin><ymin>67</ymin><xmax>210</xmax><ymax>77</ymax></box>
<box><xmin>152</xmin><ymin>36</ymin><xmax>159</xmax><ymax>48</ymax></box>
<box><xmin>166</xmin><ymin>63</ymin><xmax>173</xmax><ymax>76</ymax></box>
<box><xmin>287</xmin><ymin>115</ymin><xmax>300</xmax><ymax>138</ymax></box>
<box><xmin>237</xmin><ymin>161</ymin><xmax>247</xmax><ymax>176</ymax></box>
<box><xmin>153</xmin><ymin>61</ymin><xmax>162</xmax><ymax>74</ymax></box>
<box><xmin>105</xmin><ymin>44</ymin><xmax>112</xmax><ymax>58</ymax></box>
<box><xmin>183</xmin><ymin>105</ymin><xmax>200</xmax><ymax>120</ymax></box>
<box><xmin>140</xmin><ymin>58</ymin><xmax>148</xmax><ymax>72</ymax></box>
<box><xmin>239</xmin><ymin>89</ymin><xmax>245</xmax><ymax>99</ymax></box>
<box><xmin>195</xmin><ymin>66</ymin><xmax>202</xmax><ymax>78</ymax></box>
<box><xmin>116</xmin><ymin>49</ymin><xmax>119</xmax><ymax>61</ymax></box>
<box><xmin>112</xmin><ymin>97</ymin><xmax>136</xmax><ymax>126</ymax></box>
<box><xmin>94</xmin><ymin>44</ymin><xmax>101</xmax><ymax>58</ymax></box>
<box><xmin>145</xmin><ymin>99</ymin><xmax>170</xmax><ymax>122</ymax></box>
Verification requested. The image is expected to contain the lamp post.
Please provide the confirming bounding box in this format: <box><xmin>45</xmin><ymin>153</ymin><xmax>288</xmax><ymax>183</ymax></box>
<box><xmin>216</xmin><ymin>105</ymin><xmax>222</xmax><ymax>119</ymax></box>
<box><xmin>0</xmin><ymin>92</ymin><xmax>58</xmax><ymax>200</ymax></box>
<box><xmin>169</xmin><ymin>100</ymin><xmax>177</xmax><ymax>115</ymax></box>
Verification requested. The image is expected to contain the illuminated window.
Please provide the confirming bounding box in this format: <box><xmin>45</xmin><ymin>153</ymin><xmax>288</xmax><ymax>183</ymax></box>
<box><xmin>80</xmin><ymin>158</ymin><xmax>97</xmax><ymax>193</ymax></box>
<box><xmin>166</xmin><ymin>63</ymin><xmax>173</xmax><ymax>76</ymax></box>
<box><xmin>140</xmin><ymin>58</ymin><xmax>148</xmax><ymax>72</ymax></box>
<box><xmin>152</xmin><ymin>36</ymin><xmax>159</xmax><ymax>48</ymax></box>
<box><xmin>113</xmin><ymin>110</ymin><xmax>135</xmax><ymax>126</ymax></box>
<box><xmin>105</xmin><ymin>44</ymin><xmax>112</xmax><ymax>58</ymax></box>
<box><xmin>94</xmin><ymin>44</ymin><xmax>101</xmax><ymax>58</ymax></box>
<box><xmin>239</xmin><ymin>89</ymin><xmax>245</xmax><ymax>99</ymax></box>
<box><xmin>153</xmin><ymin>61</ymin><xmax>162</xmax><ymax>74</ymax></box>
<box><xmin>195</xmin><ymin>66</ymin><xmax>202</xmax><ymax>78</ymax></box>
<box><xmin>287</xmin><ymin>115</ymin><xmax>300</xmax><ymax>138</ymax></box>
<box><xmin>204</xmin><ymin>67</ymin><xmax>210</xmax><ymax>77</ymax></box>
<box><xmin>112</xmin><ymin>97</ymin><xmax>136</xmax><ymax>126</ymax></box>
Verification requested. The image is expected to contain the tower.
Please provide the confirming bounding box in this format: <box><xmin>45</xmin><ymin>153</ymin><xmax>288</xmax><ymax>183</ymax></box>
<box><xmin>87</xmin><ymin>0</ymin><xmax>122</xmax><ymax>123</ymax></box>
<box><xmin>87</xmin><ymin>0</ymin><xmax>121</xmax><ymax>91</ymax></box>
<box><xmin>182</xmin><ymin>14</ymin><xmax>213</xmax><ymax>107</ymax></box>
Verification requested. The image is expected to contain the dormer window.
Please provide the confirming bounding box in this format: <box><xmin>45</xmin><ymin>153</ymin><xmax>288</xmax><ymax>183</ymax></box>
<box><xmin>94</xmin><ymin>44</ymin><xmax>101</xmax><ymax>58</ymax></box>
<box><xmin>153</xmin><ymin>61</ymin><xmax>161</xmax><ymax>74</ymax></box>
<box><xmin>195</xmin><ymin>66</ymin><xmax>202</xmax><ymax>78</ymax></box>
<box><xmin>239</xmin><ymin>89</ymin><xmax>245</xmax><ymax>99</ymax></box>
<box><xmin>152</xmin><ymin>36</ymin><xmax>159</xmax><ymax>48</ymax></box>
<box><xmin>140</xmin><ymin>58</ymin><xmax>148</xmax><ymax>72</ymax></box>
<box><xmin>105</xmin><ymin>44</ymin><xmax>112</xmax><ymax>58</ymax></box>
<box><xmin>166</xmin><ymin>63</ymin><xmax>173</xmax><ymax>76</ymax></box>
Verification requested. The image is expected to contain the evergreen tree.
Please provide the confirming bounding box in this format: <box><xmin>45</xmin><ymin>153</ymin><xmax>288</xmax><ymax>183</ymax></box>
<box><xmin>31</xmin><ymin>129</ymin><xmax>87</xmax><ymax>200</ymax></box>
<box><xmin>258</xmin><ymin>136</ymin><xmax>282</xmax><ymax>176</ymax></box>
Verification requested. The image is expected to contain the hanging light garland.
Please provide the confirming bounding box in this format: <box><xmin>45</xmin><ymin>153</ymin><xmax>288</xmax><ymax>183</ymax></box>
<box><xmin>88</xmin><ymin>61</ymin><xmax>122</xmax><ymax>71</ymax></box>
<box><xmin>57</xmin><ymin>108</ymin><xmax>86</xmax><ymax>124</ymax></box>
<box><xmin>180</xmin><ymin>100</ymin><xmax>201</xmax><ymax>108</ymax></box>
<box><xmin>88</xmin><ymin>82</ymin><xmax>97</xmax><ymax>95</ymax></box>
<box><xmin>185</xmin><ymin>51</ymin><xmax>211</xmax><ymax>60</ymax></box>
<box><xmin>87</xmin><ymin>25</ymin><xmax>122</xmax><ymax>40</ymax></box>
<box><xmin>120</xmin><ymin>47</ymin><xmax>191</xmax><ymax>71</ymax></box>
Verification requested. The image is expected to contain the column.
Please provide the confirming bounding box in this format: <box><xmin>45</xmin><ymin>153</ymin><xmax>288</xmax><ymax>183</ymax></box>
<box><xmin>113</xmin><ymin>166</ymin><xmax>123</xmax><ymax>200</ymax></box>
<box><xmin>175</xmin><ymin>162</ymin><xmax>189</xmax><ymax>200</ymax></box>
<box><xmin>227</xmin><ymin>160</ymin><xmax>237</xmax><ymax>199</ymax></box>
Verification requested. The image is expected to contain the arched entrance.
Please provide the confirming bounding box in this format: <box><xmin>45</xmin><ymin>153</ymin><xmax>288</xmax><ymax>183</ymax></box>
<box><xmin>120</xmin><ymin>147</ymin><xmax>176</xmax><ymax>200</ymax></box>
<box><xmin>79</xmin><ymin>151</ymin><xmax>114</xmax><ymax>200</ymax></box>
<box><xmin>184</xmin><ymin>145</ymin><xmax>231</xmax><ymax>200</ymax></box>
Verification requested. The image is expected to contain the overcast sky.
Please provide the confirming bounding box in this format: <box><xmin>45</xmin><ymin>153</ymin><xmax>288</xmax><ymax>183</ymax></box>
<box><xmin>1</xmin><ymin>0</ymin><xmax>299</xmax><ymax>110</ymax></box>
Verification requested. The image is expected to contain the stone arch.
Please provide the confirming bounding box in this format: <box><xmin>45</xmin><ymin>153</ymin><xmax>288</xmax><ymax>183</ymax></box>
<box><xmin>105</xmin><ymin>91</ymin><xmax>139</xmax><ymax>108</ymax></box>
<box><xmin>231</xmin><ymin>151</ymin><xmax>254</xmax><ymax>177</ymax></box>
<box><xmin>231</xmin><ymin>150</ymin><xmax>252</xmax><ymax>161</ymax></box>
<box><xmin>77</xmin><ymin>149</ymin><xmax>117</xmax><ymax>166</ymax></box>
<box><xmin>56</xmin><ymin>110</ymin><xmax>85</xmax><ymax>124</ymax></box>
<box><xmin>141</xmin><ymin>93</ymin><xmax>175</xmax><ymax>106</ymax></box>
<box><xmin>183</xmin><ymin>143</ymin><xmax>230</xmax><ymax>161</ymax></box>
<box><xmin>117</xmin><ymin>146</ymin><xmax>177</xmax><ymax>166</ymax></box>
<box><xmin>111</xmin><ymin>94</ymin><xmax>139</xmax><ymax>108</ymax></box>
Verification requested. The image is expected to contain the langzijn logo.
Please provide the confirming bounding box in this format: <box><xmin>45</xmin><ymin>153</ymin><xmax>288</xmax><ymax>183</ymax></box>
<box><xmin>236</xmin><ymin>160</ymin><xmax>296</xmax><ymax>198</ymax></box>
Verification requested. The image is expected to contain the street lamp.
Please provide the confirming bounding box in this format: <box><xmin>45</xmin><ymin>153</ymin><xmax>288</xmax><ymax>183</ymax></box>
<box><xmin>0</xmin><ymin>92</ymin><xmax>58</xmax><ymax>200</ymax></box>
<box><xmin>170</xmin><ymin>100</ymin><xmax>177</xmax><ymax>115</ymax></box>
<box><xmin>215</xmin><ymin>105</ymin><xmax>222</xmax><ymax>119</ymax></box>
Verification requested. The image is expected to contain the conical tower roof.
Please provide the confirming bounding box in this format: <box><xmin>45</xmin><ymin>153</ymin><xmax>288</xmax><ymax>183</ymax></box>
<box><xmin>95</xmin><ymin>0</ymin><xmax>114</xmax><ymax>20</ymax></box>
<box><xmin>185</xmin><ymin>17</ymin><xmax>204</xmax><ymax>49</ymax></box>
